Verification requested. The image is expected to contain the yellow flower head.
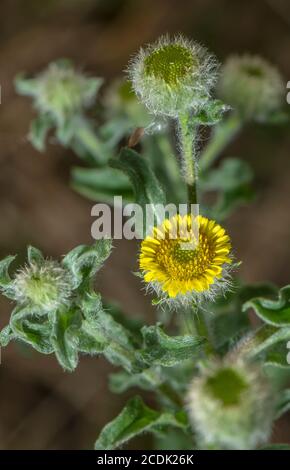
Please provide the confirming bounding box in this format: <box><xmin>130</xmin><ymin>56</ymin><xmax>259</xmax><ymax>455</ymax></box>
<box><xmin>140</xmin><ymin>214</ymin><xmax>232</xmax><ymax>304</ymax></box>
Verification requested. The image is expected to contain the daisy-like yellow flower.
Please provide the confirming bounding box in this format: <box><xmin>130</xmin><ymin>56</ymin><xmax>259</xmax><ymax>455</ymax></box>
<box><xmin>140</xmin><ymin>214</ymin><xmax>232</xmax><ymax>303</ymax></box>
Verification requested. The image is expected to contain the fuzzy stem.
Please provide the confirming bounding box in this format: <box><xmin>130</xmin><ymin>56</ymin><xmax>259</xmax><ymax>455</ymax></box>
<box><xmin>200</xmin><ymin>112</ymin><xmax>242</xmax><ymax>172</ymax></box>
<box><xmin>192</xmin><ymin>304</ymin><xmax>214</xmax><ymax>356</ymax></box>
<box><xmin>177</xmin><ymin>112</ymin><xmax>198</xmax><ymax>205</ymax></box>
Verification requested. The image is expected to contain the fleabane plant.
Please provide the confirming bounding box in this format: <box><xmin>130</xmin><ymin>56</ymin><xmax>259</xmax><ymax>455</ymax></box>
<box><xmin>2</xmin><ymin>33</ymin><xmax>290</xmax><ymax>451</ymax></box>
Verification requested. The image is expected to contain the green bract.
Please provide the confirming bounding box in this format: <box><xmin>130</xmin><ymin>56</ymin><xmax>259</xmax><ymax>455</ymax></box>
<box><xmin>0</xmin><ymin>241</ymin><xmax>113</xmax><ymax>370</ymax></box>
<box><xmin>16</xmin><ymin>60</ymin><xmax>101</xmax><ymax>126</ymax></box>
<box><xmin>187</xmin><ymin>360</ymin><xmax>274</xmax><ymax>449</ymax></box>
<box><xmin>128</xmin><ymin>35</ymin><xmax>218</xmax><ymax>117</ymax></box>
<box><xmin>15</xmin><ymin>59</ymin><xmax>104</xmax><ymax>155</ymax></box>
<box><xmin>217</xmin><ymin>55</ymin><xmax>284</xmax><ymax>122</ymax></box>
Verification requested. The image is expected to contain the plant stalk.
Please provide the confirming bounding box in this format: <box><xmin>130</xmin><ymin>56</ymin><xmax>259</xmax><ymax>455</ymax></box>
<box><xmin>177</xmin><ymin>112</ymin><xmax>198</xmax><ymax>206</ymax></box>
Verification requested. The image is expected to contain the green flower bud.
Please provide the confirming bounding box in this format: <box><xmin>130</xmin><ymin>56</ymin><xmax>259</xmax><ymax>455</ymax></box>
<box><xmin>128</xmin><ymin>35</ymin><xmax>218</xmax><ymax>117</ymax></box>
<box><xmin>9</xmin><ymin>260</ymin><xmax>73</xmax><ymax>312</ymax></box>
<box><xmin>217</xmin><ymin>55</ymin><xmax>284</xmax><ymax>122</ymax></box>
<box><xmin>16</xmin><ymin>60</ymin><xmax>102</xmax><ymax>126</ymax></box>
<box><xmin>187</xmin><ymin>360</ymin><xmax>274</xmax><ymax>449</ymax></box>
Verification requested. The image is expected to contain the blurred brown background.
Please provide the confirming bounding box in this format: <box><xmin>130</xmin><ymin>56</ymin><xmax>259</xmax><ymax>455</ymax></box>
<box><xmin>0</xmin><ymin>0</ymin><xmax>289</xmax><ymax>449</ymax></box>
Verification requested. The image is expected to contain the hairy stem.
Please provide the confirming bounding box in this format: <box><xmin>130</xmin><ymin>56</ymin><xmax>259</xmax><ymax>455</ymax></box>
<box><xmin>177</xmin><ymin>112</ymin><xmax>198</xmax><ymax>205</ymax></box>
<box><xmin>192</xmin><ymin>304</ymin><xmax>214</xmax><ymax>356</ymax></box>
<box><xmin>200</xmin><ymin>112</ymin><xmax>242</xmax><ymax>172</ymax></box>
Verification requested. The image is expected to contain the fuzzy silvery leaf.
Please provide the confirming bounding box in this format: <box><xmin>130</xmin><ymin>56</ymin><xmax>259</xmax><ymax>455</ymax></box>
<box><xmin>246</xmin><ymin>325</ymin><xmax>290</xmax><ymax>360</ymax></box>
<box><xmin>27</xmin><ymin>246</ymin><xmax>45</xmax><ymax>266</ymax></box>
<box><xmin>62</xmin><ymin>239</ymin><xmax>112</xmax><ymax>289</ymax></box>
<box><xmin>263</xmin><ymin>341</ymin><xmax>290</xmax><ymax>370</ymax></box>
<box><xmin>80</xmin><ymin>291</ymin><xmax>141</xmax><ymax>373</ymax></box>
<box><xmin>9</xmin><ymin>306</ymin><xmax>54</xmax><ymax>354</ymax></box>
<box><xmin>14</xmin><ymin>74</ymin><xmax>39</xmax><ymax>97</ymax></box>
<box><xmin>29</xmin><ymin>114</ymin><xmax>54</xmax><ymax>152</ymax></box>
<box><xmin>55</xmin><ymin>118</ymin><xmax>77</xmax><ymax>147</ymax></box>
<box><xmin>104</xmin><ymin>301</ymin><xmax>144</xmax><ymax>346</ymax></box>
<box><xmin>51</xmin><ymin>306</ymin><xmax>82</xmax><ymax>371</ymax></box>
<box><xmin>71</xmin><ymin>166</ymin><xmax>133</xmax><ymax>204</ymax></box>
<box><xmin>0</xmin><ymin>325</ymin><xmax>15</xmax><ymax>347</ymax></box>
<box><xmin>202</xmin><ymin>158</ymin><xmax>253</xmax><ymax>192</ymax></box>
<box><xmin>193</xmin><ymin>99</ymin><xmax>229</xmax><ymax>126</ymax></box>
<box><xmin>243</xmin><ymin>285</ymin><xmax>290</xmax><ymax>327</ymax></box>
<box><xmin>110</xmin><ymin>147</ymin><xmax>166</xmax><ymax>235</ymax></box>
<box><xmin>76</xmin><ymin>328</ymin><xmax>105</xmax><ymax>355</ymax></box>
<box><xmin>275</xmin><ymin>389</ymin><xmax>290</xmax><ymax>419</ymax></box>
<box><xmin>202</xmin><ymin>157</ymin><xmax>254</xmax><ymax>220</ymax></box>
<box><xmin>207</xmin><ymin>283</ymin><xmax>276</xmax><ymax>352</ymax></box>
<box><xmin>109</xmin><ymin>370</ymin><xmax>155</xmax><ymax>394</ymax></box>
<box><xmin>137</xmin><ymin>324</ymin><xmax>205</xmax><ymax>367</ymax></box>
<box><xmin>94</xmin><ymin>396</ymin><xmax>187</xmax><ymax>450</ymax></box>
<box><xmin>0</xmin><ymin>255</ymin><xmax>16</xmax><ymax>289</ymax></box>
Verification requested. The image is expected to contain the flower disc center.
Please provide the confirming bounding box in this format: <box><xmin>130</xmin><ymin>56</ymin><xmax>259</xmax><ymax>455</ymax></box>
<box><xmin>144</xmin><ymin>44</ymin><xmax>197</xmax><ymax>86</ymax></box>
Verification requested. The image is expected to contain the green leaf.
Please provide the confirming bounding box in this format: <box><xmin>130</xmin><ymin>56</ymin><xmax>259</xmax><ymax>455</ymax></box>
<box><xmin>9</xmin><ymin>306</ymin><xmax>54</xmax><ymax>354</ymax></box>
<box><xmin>94</xmin><ymin>396</ymin><xmax>187</xmax><ymax>450</ymax></box>
<box><xmin>275</xmin><ymin>389</ymin><xmax>290</xmax><ymax>419</ymax></box>
<box><xmin>55</xmin><ymin>119</ymin><xmax>76</xmax><ymax>147</ymax></box>
<box><xmin>71</xmin><ymin>166</ymin><xmax>133</xmax><ymax>204</ymax></box>
<box><xmin>0</xmin><ymin>325</ymin><xmax>15</xmax><ymax>347</ymax></box>
<box><xmin>202</xmin><ymin>158</ymin><xmax>253</xmax><ymax>192</ymax></box>
<box><xmin>104</xmin><ymin>301</ymin><xmax>143</xmax><ymax>346</ymax></box>
<box><xmin>80</xmin><ymin>292</ymin><xmax>140</xmax><ymax>373</ymax></box>
<box><xmin>247</xmin><ymin>325</ymin><xmax>290</xmax><ymax>359</ymax></box>
<box><xmin>14</xmin><ymin>74</ymin><xmax>38</xmax><ymax>97</ymax></box>
<box><xmin>202</xmin><ymin>158</ymin><xmax>254</xmax><ymax>220</ymax></box>
<box><xmin>27</xmin><ymin>246</ymin><xmax>45</xmax><ymax>266</ymax></box>
<box><xmin>110</xmin><ymin>147</ymin><xmax>166</xmax><ymax>235</ymax></box>
<box><xmin>193</xmin><ymin>99</ymin><xmax>228</xmax><ymax>126</ymax></box>
<box><xmin>109</xmin><ymin>370</ymin><xmax>155</xmax><ymax>393</ymax></box>
<box><xmin>51</xmin><ymin>307</ymin><xmax>82</xmax><ymax>371</ymax></box>
<box><xmin>263</xmin><ymin>341</ymin><xmax>290</xmax><ymax>370</ymax></box>
<box><xmin>0</xmin><ymin>255</ymin><xmax>16</xmax><ymax>288</ymax></box>
<box><xmin>243</xmin><ymin>285</ymin><xmax>290</xmax><ymax>326</ymax></box>
<box><xmin>62</xmin><ymin>239</ymin><xmax>112</xmax><ymax>288</ymax></box>
<box><xmin>29</xmin><ymin>114</ymin><xmax>53</xmax><ymax>152</ymax></box>
<box><xmin>137</xmin><ymin>324</ymin><xmax>204</xmax><ymax>367</ymax></box>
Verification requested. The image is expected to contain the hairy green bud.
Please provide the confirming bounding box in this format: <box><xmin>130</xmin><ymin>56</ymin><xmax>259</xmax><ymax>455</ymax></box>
<box><xmin>16</xmin><ymin>60</ymin><xmax>102</xmax><ymax>126</ymax></box>
<box><xmin>217</xmin><ymin>55</ymin><xmax>284</xmax><ymax>122</ymax></box>
<box><xmin>8</xmin><ymin>260</ymin><xmax>73</xmax><ymax>312</ymax></box>
<box><xmin>187</xmin><ymin>360</ymin><xmax>274</xmax><ymax>449</ymax></box>
<box><xmin>128</xmin><ymin>35</ymin><xmax>218</xmax><ymax>117</ymax></box>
